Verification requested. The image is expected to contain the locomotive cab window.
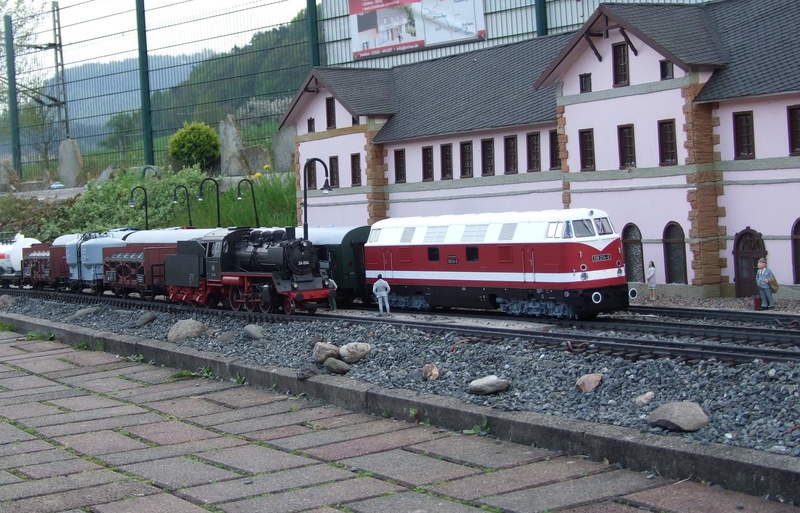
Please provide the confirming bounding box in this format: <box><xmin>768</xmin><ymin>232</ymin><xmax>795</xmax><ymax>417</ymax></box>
<box><xmin>573</xmin><ymin>219</ymin><xmax>596</xmax><ymax>238</ymax></box>
<box><xmin>428</xmin><ymin>247</ymin><xmax>440</xmax><ymax>262</ymax></box>
<box><xmin>466</xmin><ymin>246</ymin><xmax>479</xmax><ymax>262</ymax></box>
<box><xmin>593</xmin><ymin>217</ymin><xmax>614</xmax><ymax>235</ymax></box>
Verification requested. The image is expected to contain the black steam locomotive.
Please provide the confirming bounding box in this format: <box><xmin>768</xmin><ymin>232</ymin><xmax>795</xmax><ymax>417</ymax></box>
<box><xmin>164</xmin><ymin>226</ymin><xmax>333</xmax><ymax>314</ymax></box>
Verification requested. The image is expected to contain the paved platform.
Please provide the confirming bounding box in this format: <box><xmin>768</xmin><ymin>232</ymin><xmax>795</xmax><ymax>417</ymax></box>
<box><xmin>1</xmin><ymin>314</ymin><xmax>799</xmax><ymax>512</ymax></box>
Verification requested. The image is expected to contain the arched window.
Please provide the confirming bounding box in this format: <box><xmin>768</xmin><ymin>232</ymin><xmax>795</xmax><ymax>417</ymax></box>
<box><xmin>793</xmin><ymin>220</ymin><xmax>800</xmax><ymax>284</ymax></box>
<box><xmin>622</xmin><ymin>223</ymin><xmax>644</xmax><ymax>282</ymax></box>
<box><xmin>663</xmin><ymin>222</ymin><xmax>687</xmax><ymax>284</ymax></box>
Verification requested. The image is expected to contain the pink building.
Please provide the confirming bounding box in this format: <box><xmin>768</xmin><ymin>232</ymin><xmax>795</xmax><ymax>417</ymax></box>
<box><xmin>280</xmin><ymin>0</ymin><xmax>799</xmax><ymax>299</ymax></box>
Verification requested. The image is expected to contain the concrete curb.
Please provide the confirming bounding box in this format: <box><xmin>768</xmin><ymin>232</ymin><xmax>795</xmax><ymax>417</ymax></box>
<box><xmin>3</xmin><ymin>311</ymin><xmax>798</xmax><ymax>503</ymax></box>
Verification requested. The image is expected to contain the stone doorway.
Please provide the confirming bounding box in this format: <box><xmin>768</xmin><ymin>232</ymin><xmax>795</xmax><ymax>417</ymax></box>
<box><xmin>733</xmin><ymin>227</ymin><xmax>765</xmax><ymax>298</ymax></box>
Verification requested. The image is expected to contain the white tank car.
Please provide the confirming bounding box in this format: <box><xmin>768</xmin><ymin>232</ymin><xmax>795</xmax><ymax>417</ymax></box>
<box><xmin>66</xmin><ymin>228</ymin><xmax>137</xmax><ymax>286</ymax></box>
<box><xmin>120</xmin><ymin>228</ymin><xmax>215</xmax><ymax>244</ymax></box>
<box><xmin>0</xmin><ymin>233</ymin><xmax>41</xmax><ymax>276</ymax></box>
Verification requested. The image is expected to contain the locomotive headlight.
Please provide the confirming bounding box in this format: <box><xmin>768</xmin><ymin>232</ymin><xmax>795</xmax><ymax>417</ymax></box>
<box><xmin>291</xmin><ymin>280</ymin><xmax>298</xmax><ymax>290</ymax></box>
<box><xmin>323</xmin><ymin>278</ymin><xmax>330</xmax><ymax>287</ymax></box>
<box><xmin>617</xmin><ymin>268</ymin><xmax>623</xmax><ymax>276</ymax></box>
<box><xmin>580</xmin><ymin>272</ymin><xmax>588</xmax><ymax>281</ymax></box>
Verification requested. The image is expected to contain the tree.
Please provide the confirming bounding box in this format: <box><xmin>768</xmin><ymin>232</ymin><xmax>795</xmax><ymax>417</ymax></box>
<box><xmin>18</xmin><ymin>91</ymin><xmax>62</xmax><ymax>176</ymax></box>
<box><xmin>0</xmin><ymin>1</ymin><xmax>47</xmax><ymax>110</ymax></box>
<box><xmin>99</xmin><ymin>111</ymin><xmax>142</xmax><ymax>156</ymax></box>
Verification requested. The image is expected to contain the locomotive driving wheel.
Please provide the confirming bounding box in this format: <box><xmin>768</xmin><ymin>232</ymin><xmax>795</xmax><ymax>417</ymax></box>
<box><xmin>283</xmin><ymin>298</ymin><xmax>296</xmax><ymax>315</ymax></box>
<box><xmin>244</xmin><ymin>294</ymin><xmax>257</xmax><ymax>312</ymax></box>
<box><xmin>229</xmin><ymin>286</ymin><xmax>243</xmax><ymax>312</ymax></box>
<box><xmin>259</xmin><ymin>301</ymin><xmax>274</xmax><ymax>313</ymax></box>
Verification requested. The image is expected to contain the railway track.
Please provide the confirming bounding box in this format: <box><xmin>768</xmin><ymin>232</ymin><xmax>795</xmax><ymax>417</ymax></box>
<box><xmin>1</xmin><ymin>287</ymin><xmax>798</xmax><ymax>366</ymax></box>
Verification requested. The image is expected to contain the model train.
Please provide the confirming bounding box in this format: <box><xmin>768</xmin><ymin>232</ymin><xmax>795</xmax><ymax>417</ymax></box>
<box><xmin>12</xmin><ymin>207</ymin><xmax>632</xmax><ymax>319</ymax></box>
<box><xmin>17</xmin><ymin>225</ymin><xmax>334</xmax><ymax>315</ymax></box>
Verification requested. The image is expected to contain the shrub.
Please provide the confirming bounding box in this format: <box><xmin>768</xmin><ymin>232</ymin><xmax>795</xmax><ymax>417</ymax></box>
<box><xmin>167</xmin><ymin>122</ymin><xmax>220</xmax><ymax>169</ymax></box>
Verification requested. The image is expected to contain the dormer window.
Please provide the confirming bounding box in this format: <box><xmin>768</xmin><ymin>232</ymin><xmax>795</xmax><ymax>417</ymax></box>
<box><xmin>612</xmin><ymin>43</ymin><xmax>629</xmax><ymax>87</ymax></box>
<box><xmin>579</xmin><ymin>73</ymin><xmax>592</xmax><ymax>93</ymax></box>
<box><xmin>660</xmin><ymin>60</ymin><xmax>674</xmax><ymax>80</ymax></box>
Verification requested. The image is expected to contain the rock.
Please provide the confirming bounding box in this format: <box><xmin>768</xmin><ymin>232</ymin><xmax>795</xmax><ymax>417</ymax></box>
<box><xmin>323</xmin><ymin>357</ymin><xmax>351</xmax><ymax>374</ymax></box>
<box><xmin>243</xmin><ymin>324</ymin><xmax>265</xmax><ymax>340</ymax></box>
<box><xmin>422</xmin><ymin>363</ymin><xmax>440</xmax><ymax>381</ymax></box>
<box><xmin>296</xmin><ymin>363</ymin><xmax>319</xmax><ymax>380</ymax></box>
<box><xmin>575</xmin><ymin>373</ymin><xmax>603</xmax><ymax>392</ymax></box>
<box><xmin>166</xmin><ymin>319</ymin><xmax>207</xmax><ymax>343</ymax></box>
<box><xmin>647</xmin><ymin>401</ymin><xmax>710</xmax><ymax>432</ymax></box>
<box><xmin>313</xmin><ymin>342</ymin><xmax>340</xmax><ymax>363</ymax></box>
<box><xmin>65</xmin><ymin>307</ymin><xmax>101</xmax><ymax>322</ymax></box>
<box><xmin>219</xmin><ymin>114</ymin><xmax>248</xmax><ymax>176</ymax></box>
<box><xmin>635</xmin><ymin>391</ymin><xmax>655</xmax><ymax>407</ymax></box>
<box><xmin>339</xmin><ymin>342</ymin><xmax>371</xmax><ymax>363</ymax></box>
<box><xmin>217</xmin><ymin>331</ymin><xmax>238</xmax><ymax>344</ymax></box>
<box><xmin>468</xmin><ymin>375</ymin><xmax>511</xmax><ymax>395</ymax></box>
<box><xmin>0</xmin><ymin>295</ymin><xmax>15</xmax><ymax>307</ymax></box>
<box><xmin>122</xmin><ymin>311</ymin><xmax>157</xmax><ymax>329</ymax></box>
<box><xmin>57</xmin><ymin>138</ymin><xmax>83</xmax><ymax>187</ymax></box>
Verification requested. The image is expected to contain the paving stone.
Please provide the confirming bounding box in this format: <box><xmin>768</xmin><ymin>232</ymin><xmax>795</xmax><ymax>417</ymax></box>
<box><xmin>48</xmin><ymin>395</ymin><xmax>128</xmax><ymax>411</ymax></box>
<box><xmin>269</xmin><ymin>418</ymin><xmax>417</xmax><ymax>451</ymax></box>
<box><xmin>341</xmin><ymin>448</ymin><xmax>480</xmax><ymax>487</ymax></box>
<box><xmin>427</xmin><ymin>456</ymin><xmax>615</xmax><ymax>500</ymax></box>
<box><xmin>17</xmin><ymin>457</ymin><xmax>102</xmax><ymax>478</ymax></box>
<box><xmin>10</xmin><ymin>341</ymin><xmax>66</xmax><ymax>353</ymax></box>
<box><xmin>0</xmin><ymin>471</ymin><xmax>22</xmax><ymax>485</ymax></box>
<box><xmin>560</xmin><ymin>502</ymin><xmax>645</xmax><ymax>512</ymax></box>
<box><xmin>36</xmin><ymin>412</ymin><xmax>165</xmax><ymax>437</ymax></box>
<box><xmin>0</xmin><ymin>374</ymin><xmax>58</xmax><ymax>390</ymax></box>
<box><xmin>0</xmin><ymin>469</ymin><xmax>126</xmax><ymax>501</ymax></box>
<box><xmin>119</xmin><ymin>456</ymin><xmax>243</xmax><ymax>489</ymax></box>
<box><xmin>59</xmin><ymin>351</ymin><xmax>128</xmax><ymax>367</ymax></box>
<box><xmin>125</xmin><ymin>420</ymin><xmax>221</xmax><ymax>445</ymax></box>
<box><xmin>11</xmin><ymin>357</ymin><xmax>77</xmax><ymax>374</ymax></box>
<box><xmin>624</xmin><ymin>480</ymin><xmax>800</xmax><ymax>513</ymax></box>
<box><xmin>0</xmin><ymin>448</ymin><xmax>75</xmax><ymax>470</ymax></box>
<box><xmin>100</xmin><ymin>436</ymin><xmax>247</xmax><ymax>466</ymax></box>
<box><xmin>203</xmin><ymin>386</ymin><xmax>288</xmax><ymax>407</ymax></box>
<box><xmin>23</xmin><ymin>404</ymin><xmax>150</xmax><ymax>427</ymax></box>
<box><xmin>144</xmin><ymin>396</ymin><xmax>233</xmax><ymax>417</ymax></box>
<box><xmin>244</xmin><ymin>423</ymin><xmax>314</xmax><ymax>441</ymax></box>
<box><xmin>62</xmin><ymin>376</ymin><xmax>145</xmax><ymax>394</ymax></box>
<box><xmin>214</xmin><ymin>405</ymin><xmax>356</xmax><ymax>435</ymax></box>
<box><xmin>0</xmin><ymin>384</ymin><xmax>76</xmax><ymax>404</ymax></box>
<box><xmin>220</xmin><ymin>476</ymin><xmax>404</xmax><ymax>513</ymax></box>
<box><xmin>347</xmin><ymin>490</ymin><xmax>487</xmax><ymax>512</ymax></box>
<box><xmin>110</xmin><ymin>379</ymin><xmax>238</xmax><ymax>403</ymax></box>
<box><xmin>3</xmin><ymin>480</ymin><xmax>158</xmax><ymax>513</ymax></box>
<box><xmin>0</xmin><ymin>401</ymin><xmax>63</xmax><ymax>420</ymax></box>
<box><xmin>189</xmin><ymin>399</ymin><xmax>304</xmax><ymax>427</ymax></box>
<box><xmin>118</xmin><ymin>366</ymin><xmax>180</xmax><ymax>384</ymax></box>
<box><xmin>93</xmin><ymin>492</ymin><xmax>210</xmax><ymax>513</ymax></box>
<box><xmin>176</xmin><ymin>463</ymin><xmax>355</xmax><ymax>505</ymax></box>
<box><xmin>480</xmin><ymin>470</ymin><xmax>670</xmax><ymax>513</ymax></box>
<box><xmin>409</xmin><ymin>433</ymin><xmax>560</xmax><ymax>469</ymax></box>
<box><xmin>58</xmin><ymin>364</ymin><xmax>156</xmax><ymax>383</ymax></box>
<box><xmin>196</xmin><ymin>444</ymin><xmax>314</xmax><ymax>473</ymax></box>
<box><xmin>0</xmin><ymin>423</ymin><xmax>37</xmax><ymax>444</ymax></box>
<box><xmin>301</xmin><ymin>424</ymin><xmax>450</xmax><ymax>461</ymax></box>
<box><xmin>0</xmin><ymin>439</ymin><xmax>53</xmax><ymax>458</ymax></box>
<box><xmin>54</xmin><ymin>429</ymin><xmax>151</xmax><ymax>455</ymax></box>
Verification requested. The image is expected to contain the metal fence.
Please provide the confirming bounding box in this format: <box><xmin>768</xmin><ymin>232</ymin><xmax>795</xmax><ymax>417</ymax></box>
<box><xmin>1</xmin><ymin>0</ymin><xmax>712</xmax><ymax>183</ymax></box>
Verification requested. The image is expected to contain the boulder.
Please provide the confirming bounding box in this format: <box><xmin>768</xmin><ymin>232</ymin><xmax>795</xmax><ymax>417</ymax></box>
<box><xmin>468</xmin><ymin>375</ymin><xmax>511</xmax><ymax>395</ymax></box>
<box><xmin>167</xmin><ymin>319</ymin><xmax>207</xmax><ymax>343</ymax></box>
<box><xmin>647</xmin><ymin>401</ymin><xmax>710</xmax><ymax>432</ymax></box>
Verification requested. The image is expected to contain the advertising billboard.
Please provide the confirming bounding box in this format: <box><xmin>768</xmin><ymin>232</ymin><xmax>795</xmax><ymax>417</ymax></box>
<box><xmin>349</xmin><ymin>0</ymin><xmax>486</xmax><ymax>60</ymax></box>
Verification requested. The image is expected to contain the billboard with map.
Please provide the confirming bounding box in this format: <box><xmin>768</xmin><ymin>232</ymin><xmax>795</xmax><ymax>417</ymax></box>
<box><xmin>349</xmin><ymin>0</ymin><xmax>486</xmax><ymax>60</ymax></box>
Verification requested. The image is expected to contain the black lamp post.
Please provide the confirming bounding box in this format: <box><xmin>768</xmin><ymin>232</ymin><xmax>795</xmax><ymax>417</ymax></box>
<box><xmin>302</xmin><ymin>158</ymin><xmax>332</xmax><ymax>240</ymax></box>
<box><xmin>197</xmin><ymin>177</ymin><xmax>221</xmax><ymax>228</ymax></box>
<box><xmin>236</xmin><ymin>178</ymin><xmax>260</xmax><ymax>228</ymax></box>
<box><xmin>128</xmin><ymin>185</ymin><xmax>149</xmax><ymax>230</ymax></box>
<box><xmin>172</xmin><ymin>185</ymin><xmax>193</xmax><ymax>228</ymax></box>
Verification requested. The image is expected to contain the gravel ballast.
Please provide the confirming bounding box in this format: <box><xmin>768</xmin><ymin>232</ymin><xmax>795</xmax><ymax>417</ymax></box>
<box><xmin>2</xmin><ymin>296</ymin><xmax>799</xmax><ymax>457</ymax></box>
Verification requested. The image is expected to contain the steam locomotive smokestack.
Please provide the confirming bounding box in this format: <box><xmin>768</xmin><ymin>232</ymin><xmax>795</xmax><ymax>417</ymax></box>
<box><xmin>285</xmin><ymin>227</ymin><xmax>296</xmax><ymax>240</ymax></box>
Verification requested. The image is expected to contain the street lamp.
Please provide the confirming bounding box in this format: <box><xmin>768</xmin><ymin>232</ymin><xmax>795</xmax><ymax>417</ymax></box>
<box><xmin>172</xmin><ymin>185</ymin><xmax>193</xmax><ymax>228</ymax></box>
<box><xmin>128</xmin><ymin>185</ymin><xmax>149</xmax><ymax>230</ymax></box>
<box><xmin>236</xmin><ymin>178</ymin><xmax>260</xmax><ymax>228</ymax></box>
<box><xmin>302</xmin><ymin>158</ymin><xmax>332</xmax><ymax>240</ymax></box>
<box><xmin>197</xmin><ymin>177</ymin><xmax>221</xmax><ymax>227</ymax></box>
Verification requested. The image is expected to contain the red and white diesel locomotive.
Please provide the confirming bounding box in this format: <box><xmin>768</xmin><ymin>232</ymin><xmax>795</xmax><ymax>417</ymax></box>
<box><xmin>363</xmin><ymin>208</ymin><xmax>633</xmax><ymax>319</ymax></box>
